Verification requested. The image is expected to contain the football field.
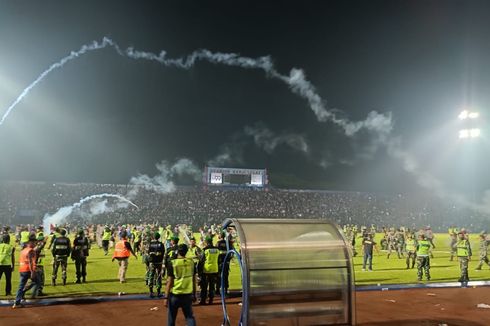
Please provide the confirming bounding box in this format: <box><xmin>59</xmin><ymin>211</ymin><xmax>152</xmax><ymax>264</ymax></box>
<box><xmin>0</xmin><ymin>232</ymin><xmax>488</xmax><ymax>299</ymax></box>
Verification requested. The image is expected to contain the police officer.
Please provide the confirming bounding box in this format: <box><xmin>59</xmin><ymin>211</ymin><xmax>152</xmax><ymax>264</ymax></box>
<box><xmin>47</xmin><ymin>227</ymin><xmax>61</xmax><ymax>250</ymax></box>
<box><xmin>405</xmin><ymin>233</ymin><xmax>417</xmax><ymax>269</ymax></box>
<box><xmin>72</xmin><ymin>229</ymin><xmax>90</xmax><ymax>283</ymax></box>
<box><xmin>454</xmin><ymin>231</ymin><xmax>472</xmax><ymax>287</ymax></box>
<box><xmin>216</xmin><ymin>231</ymin><xmax>231</xmax><ymax>296</ymax></box>
<box><xmin>132</xmin><ymin>227</ymin><xmax>142</xmax><ymax>255</ymax></box>
<box><xmin>165</xmin><ymin>236</ymin><xmax>180</xmax><ymax>265</ymax></box>
<box><xmin>475</xmin><ymin>232</ymin><xmax>490</xmax><ymax>271</ymax></box>
<box><xmin>0</xmin><ymin>234</ymin><xmax>15</xmax><ymax>296</ymax></box>
<box><xmin>147</xmin><ymin>232</ymin><xmax>165</xmax><ymax>297</ymax></box>
<box><xmin>416</xmin><ymin>233</ymin><xmax>431</xmax><ymax>282</ymax></box>
<box><xmin>187</xmin><ymin>236</ymin><xmax>202</xmax><ymax>267</ymax></box>
<box><xmin>165</xmin><ymin>243</ymin><xmax>197</xmax><ymax>326</ymax></box>
<box><xmin>101</xmin><ymin>226</ymin><xmax>112</xmax><ymax>255</ymax></box>
<box><xmin>51</xmin><ymin>228</ymin><xmax>71</xmax><ymax>286</ymax></box>
<box><xmin>19</xmin><ymin>227</ymin><xmax>30</xmax><ymax>248</ymax></box>
<box><xmin>199</xmin><ymin>236</ymin><xmax>219</xmax><ymax>305</ymax></box>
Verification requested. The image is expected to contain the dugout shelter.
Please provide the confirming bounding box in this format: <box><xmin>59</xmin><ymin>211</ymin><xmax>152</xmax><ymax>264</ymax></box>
<box><xmin>222</xmin><ymin>218</ymin><xmax>356</xmax><ymax>326</ymax></box>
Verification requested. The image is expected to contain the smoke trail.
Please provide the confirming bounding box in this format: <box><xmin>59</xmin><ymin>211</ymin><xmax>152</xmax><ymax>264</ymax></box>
<box><xmin>0</xmin><ymin>37</ymin><xmax>392</xmax><ymax>137</ymax></box>
<box><xmin>4</xmin><ymin>37</ymin><xmax>476</xmax><ymax>213</ymax></box>
<box><xmin>128</xmin><ymin>158</ymin><xmax>201</xmax><ymax>197</ymax></box>
<box><xmin>42</xmin><ymin>193</ymin><xmax>138</xmax><ymax>232</ymax></box>
<box><xmin>244</xmin><ymin>122</ymin><xmax>308</xmax><ymax>154</ymax></box>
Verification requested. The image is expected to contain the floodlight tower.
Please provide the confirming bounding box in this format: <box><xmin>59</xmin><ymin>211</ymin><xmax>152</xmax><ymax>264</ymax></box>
<box><xmin>458</xmin><ymin>109</ymin><xmax>481</xmax><ymax>139</ymax></box>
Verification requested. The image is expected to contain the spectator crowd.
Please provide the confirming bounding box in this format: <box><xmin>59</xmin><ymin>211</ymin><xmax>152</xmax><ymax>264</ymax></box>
<box><xmin>0</xmin><ymin>181</ymin><xmax>489</xmax><ymax>232</ymax></box>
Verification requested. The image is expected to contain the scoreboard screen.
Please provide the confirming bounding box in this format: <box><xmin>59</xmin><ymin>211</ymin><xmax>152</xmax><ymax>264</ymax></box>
<box><xmin>223</xmin><ymin>174</ymin><xmax>251</xmax><ymax>185</ymax></box>
<box><xmin>205</xmin><ymin>167</ymin><xmax>268</xmax><ymax>187</ymax></box>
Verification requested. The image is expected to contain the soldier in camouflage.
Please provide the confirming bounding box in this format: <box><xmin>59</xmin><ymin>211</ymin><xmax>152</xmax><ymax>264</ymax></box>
<box><xmin>449</xmin><ymin>231</ymin><xmax>457</xmax><ymax>261</ymax></box>
<box><xmin>454</xmin><ymin>232</ymin><xmax>472</xmax><ymax>287</ymax></box>
<box><xmin>141</xmin><ymin>226</ymin><xmax>153</xmax><ymax>285</ymax></box>
<box><xmin>386</xmin><ymin>229</ymin><xmax>400</xmax><ymax>259</ymax></box>
<box><xmin>416</xmin><ymin>233</ymin><xmax>431</xmax><ymax>281</ymax></box>
<box><xmin>475</xmin><ymin>232</ymin><xmax>490</xmax><ymax>271</ymax></box>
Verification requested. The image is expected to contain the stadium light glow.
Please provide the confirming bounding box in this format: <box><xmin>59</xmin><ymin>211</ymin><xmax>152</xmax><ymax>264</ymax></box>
<box><xmin>459</xmin><ymin>128</ymin><xmax>481</xmax><ymax>139</ymax></box>
<box><xmin>458</xmin><ymin>110</ymin><xmax>469</xmax><ymax>120</ymax></box>
<box><xmin>459</xmin><ymin>129</ymin><xmax>469</xmax><ymax>139</ymax></box>
<box><xmin>470</xmin><ymin>128</ymin><xmax>481</xmax><ymax>138</ymax></box>
<box><xmin>458</xmin><ymin>109</ymin><xmax>479</xmax><ymax>120</ymax></box>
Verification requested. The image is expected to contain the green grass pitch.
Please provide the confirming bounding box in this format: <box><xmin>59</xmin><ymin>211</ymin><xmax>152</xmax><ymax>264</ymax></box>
<box><xmin>0</xmin><ymin>232</ymin><xmax>488</xmax><ymax>299</ymax></box>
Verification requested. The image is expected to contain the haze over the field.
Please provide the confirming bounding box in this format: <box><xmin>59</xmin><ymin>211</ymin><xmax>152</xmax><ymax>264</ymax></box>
<box><xmin>1</xmin><ymin>1</ymin><xmax>489</xmax><ymax>202</ymax></box>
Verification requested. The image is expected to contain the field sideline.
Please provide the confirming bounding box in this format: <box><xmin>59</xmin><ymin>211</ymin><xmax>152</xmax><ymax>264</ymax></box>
<box><xmin>0</xmin><ymin>232</ymin><xmax>488</xmax><ymax>299</ymax></box>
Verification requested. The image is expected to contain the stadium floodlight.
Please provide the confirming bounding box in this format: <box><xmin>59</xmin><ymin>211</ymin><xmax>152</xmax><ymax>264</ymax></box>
<box><xmin>470</xmin><ymin>128</ymin><xmax>481</xmax><ymax>138</ymax></box>
<box><xmin>459</xmin><ymin>128</ymin><xmax>481</xmax><ymax>139</ymax></box>
<box><xmin>459</xmin><ymin>129</ymin><xmax>469</xmax><ymax>139</ymax></box>
<box><xmin>458</xmin><ymin>110</ymin><xmax>469</xmax><ymax>120</ymax></box>
<box><xmin>458</xmin><ymin>110</ymin><xmax>479</xmax><ymax>120</ymax></box>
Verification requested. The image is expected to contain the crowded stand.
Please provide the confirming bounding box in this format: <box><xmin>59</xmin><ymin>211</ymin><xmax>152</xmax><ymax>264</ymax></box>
<box><xmin>0</xmin><ymin>181</ymin><xmax>488</xmax><ymax>231</ymax></box>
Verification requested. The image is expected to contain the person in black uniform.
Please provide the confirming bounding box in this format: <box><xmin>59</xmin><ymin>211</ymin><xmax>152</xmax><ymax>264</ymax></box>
<box><xmin>199</xmin><ymin>237</ymin><xmax>219</xmax><ymax>305</ymax></box>
<box><xmin>164</xmin><ymin>236</ymin><xmax>180</xmax><ymax>266</ymax></box>
<box><xmin>51</xmin><ymin>229</ymin><xmax>71</xmax><ymax>286</ymax></box>
<box><xmin>216</xmin><ymin>231</ymin><xmax>232</xmax><ymax>297</ymax></box>
<box><xmin>147</xmin><ymin>232</ymin><xmax>166</xmax><ymax>297</ymax></box>
<box><xmin>71</xmin><ymin>229</ymin><xmax>90</xmax><ymax>283</ymax></box>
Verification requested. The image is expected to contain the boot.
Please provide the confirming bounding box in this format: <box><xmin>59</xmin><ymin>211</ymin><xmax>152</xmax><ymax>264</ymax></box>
<box><xmin>62</xmin><ymin>278</ymin><xmax>66</xmax><ymax>286</ymax></box>
<box><xmin>82</xmin><ymin>276</ymin><xmax>86</xmax><ymax>283</ymax></box>
<box><xmin>75</xmin><ymin>278</ymin><xmax>81</xmax><ymax>284</ymax></box>
<box><xmin>52</xmin><ymin>279</ymin><xmax>56</xmax><ymax>286</ymax></box>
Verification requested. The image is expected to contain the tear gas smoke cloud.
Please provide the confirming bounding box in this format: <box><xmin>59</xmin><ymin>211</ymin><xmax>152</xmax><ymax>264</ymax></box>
<box><xmin>0</xmin><ymin>37</ymin><xmax>392</xmax><ymax>138</ymax></box>
<box><xmin>42</xmin><ymin>193</ymin><xmax>138</xmax><ymax>232</ymax></box>
<box><xmin>1</xmin><ymin>37</ymin><xmax>484</xmax><ymax>214</ymax></box>
<box><xmin>207</xmin><ymin>142</ymin><xmax>245</xmax><ymax>167</ymax></box>
<box><xmin>244</xmin><ymin>122</ymin><xmax>308</xmax><ymax>154</ymax></box>
<box><xmin>128</xmin><ymin>158</ymin><xmax>201</xmax><ymax>197</ymax></box>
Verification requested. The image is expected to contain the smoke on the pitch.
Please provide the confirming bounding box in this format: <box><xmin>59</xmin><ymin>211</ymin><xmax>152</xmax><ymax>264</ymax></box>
<box><xmin>43</xmin><ymin>194</ymin><xmax>138</xmax><ymax>231</ymax></box>
<box><xmin>244</xmin><ymin>122</ymin><xmax>308</xmax><ymax>154</ymax></box>
<box><xmin>128</xmin><ymin>158</ymin><xmax>201</xmax><ymax>197</ymax></box>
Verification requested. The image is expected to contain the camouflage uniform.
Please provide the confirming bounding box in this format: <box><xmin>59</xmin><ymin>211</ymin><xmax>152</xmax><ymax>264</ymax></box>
<box><xmin>416</xmin><ymin>236</ymin><xmax>431</xmax><ymax>281</ymax></box>
<box><xmin>141</xmin><ymin>229</ymin><xmax>152</xmax><ymax>285</ymax></box>
<box><xmin>396</xmin><ymin>230</ymin><xmax>405</xmax><ymax>258</ymax></box>
<box><xmin>386</xmin><ymin>231</ymin><xmax>399</xmax><ymax>259</ymax></box>
<box><xmin>475</xmin><ymin>233</ymin><xmax>490</xmax><ymax>270</ymax></box>
<box><xmin>449</xmin><ymin>232</ymin><xmax>457</xmax><ymax>261</ymax></box>
<box><xmin>454</xmin><ymin>235</ymin><xmax>472</xmax><ymax>286</ymax></box>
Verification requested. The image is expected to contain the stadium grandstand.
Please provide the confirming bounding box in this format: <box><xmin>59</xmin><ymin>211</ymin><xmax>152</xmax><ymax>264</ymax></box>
<box><xmin>0</xmin><ymin>179</ymin><xmax>488</xmax><ymax>232</ymax></box>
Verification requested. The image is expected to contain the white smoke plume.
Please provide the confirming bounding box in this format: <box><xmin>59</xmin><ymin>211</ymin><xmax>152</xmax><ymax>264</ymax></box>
<box><xmin>207</xmin><ymin>143</ymin><xmax>245</xmax><ymax>167</ymax></box>
<box><xmin>128</xmin><ymin>158</ymin><xmax>201</xmax><ymax>197</ymax></box>
<box><xmin>42</xmin><ymin>193</ymin><xmax>138</xmax><ymax>232</ymax></box>
<box><xmin>244</xmin><ymin>122</ymin><xmax>308</xmax><ymax>154</ymax></box>
<box><xmin>3</xmin><ymin>37</ymin><xmax>482</xmax><ymax>214</ymax></box>
<box><xmin>0</xmin><ymin>37</ymin><xmax>392</xmax><ymax>138</ymax></box>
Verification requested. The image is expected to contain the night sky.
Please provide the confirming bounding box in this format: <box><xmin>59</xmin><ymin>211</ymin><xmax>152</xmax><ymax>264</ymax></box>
<box><xmin>1</xmin><ymin>1</ymin><xmax>490</xmax><ymax>196</ymax></box>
